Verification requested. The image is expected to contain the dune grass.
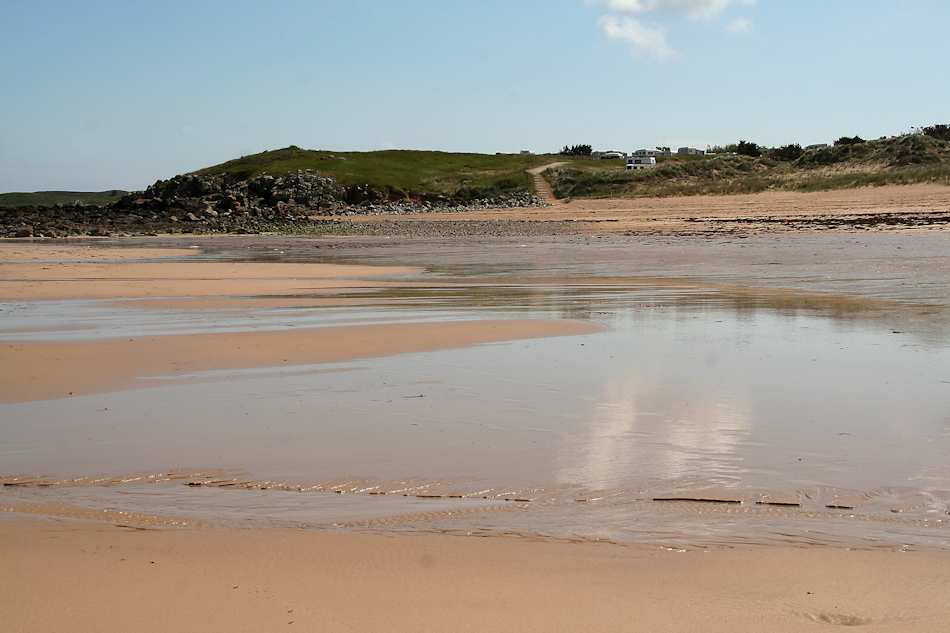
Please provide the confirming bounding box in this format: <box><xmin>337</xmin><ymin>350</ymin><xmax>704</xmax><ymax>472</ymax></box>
<box><xmin>545</xmin><ymin>135</ymin><xmax>950</xmax><ymax>199</ymax></box>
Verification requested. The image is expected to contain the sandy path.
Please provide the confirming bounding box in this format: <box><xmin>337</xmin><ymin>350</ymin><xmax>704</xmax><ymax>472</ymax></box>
<box><xmin>2</xmin><ymin>518</ymin><xmax>948</xmax><ymax>633</ymax></box>
<box><xmin>527</xmin><ymin>162</ymin><xmax>564</xmax><ymax>205</ymax></box>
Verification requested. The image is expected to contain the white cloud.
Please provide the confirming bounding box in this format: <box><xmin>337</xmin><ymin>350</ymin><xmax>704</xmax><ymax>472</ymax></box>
<box><xmin>589</xmin><ymin>0</ymin><xmax>757</xmax><ymax>60</ymax></box>
<box><xmin>590</xmin><ymin>0</ymin><xmax>756</xmax><ymax>19</ymax></box>
<box><xmin>599</xmin><ymin>15</ymin><xmax>677</xmax><ymax>61</ymax></box>
<box><xmin>726</xmin><ymin>16</ymin><xmax>753</xmax><ymax>34</ymax></box>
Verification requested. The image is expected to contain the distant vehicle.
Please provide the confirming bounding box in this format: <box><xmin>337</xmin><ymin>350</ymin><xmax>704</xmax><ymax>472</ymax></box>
<box><xmin>600</xmin><ymin>151</ymin><xmax>625</xmax><ymax>160</ymax></box>
<box><xmin>626</xmin><ymin>156</ymin><xmax>656</xmax><ymax>170</ymax></box>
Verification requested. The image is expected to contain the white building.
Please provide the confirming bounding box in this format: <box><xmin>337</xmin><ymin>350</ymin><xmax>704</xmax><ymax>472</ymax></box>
<box><xmin>626</xmin><ymin>156</ymin><xmax>656</xmax><ymax>170</ymax></box>
<box><xmin>633</xmin><ymin>148</ymin><xmax>671</xmax><ymax>157</ymax></box>
<box><xmin>677</xmin><ymin>146</ymin><xmax>705</xmax><ymax>156</ymax></box>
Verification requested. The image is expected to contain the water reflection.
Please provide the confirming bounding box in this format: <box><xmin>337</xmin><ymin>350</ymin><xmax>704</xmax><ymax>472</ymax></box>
<box><xmin>556</xmin><ymin>374</ymin><xmax>752</xmax><ymax>489</ymax></box>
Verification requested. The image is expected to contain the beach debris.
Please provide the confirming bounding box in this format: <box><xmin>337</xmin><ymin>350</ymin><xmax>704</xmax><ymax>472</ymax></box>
<box><xmin>652</xmin><ymin>488</ymin><xmax>749</xmax><ymax>504</ymax></box>
<box><xmin>823</xmin><ymin>489</ymin><xmax>872</xmax><ymax>510</ymax></box>
<box><xmin>755</xmin><ymin>492</ymin><xmax>804</xmax><ymax>507</ymax></box>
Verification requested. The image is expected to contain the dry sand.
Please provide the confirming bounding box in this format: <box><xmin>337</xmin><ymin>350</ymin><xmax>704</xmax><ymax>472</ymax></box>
<box><xmin>339</xmin><ymin>182</ymin><xmax>950</xmax><ymax>234</ymax></box>
<box><xmin>3</xmin><ymin>187</ymin><xmax>950</xmax><ymax>631</ymax></box>
<box><xmin>2</xmin><ymin>517</ymin><xmax>948</xmax><ymax>633</ymax></box>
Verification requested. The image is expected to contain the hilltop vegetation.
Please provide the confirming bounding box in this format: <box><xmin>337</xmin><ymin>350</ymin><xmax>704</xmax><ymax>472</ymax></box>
<box><xmin>545</xmin><ymin>134</ymin><xmax>950</xmax><ymax>199</ymax></box>
<box><xmin>193</xmin><ymin>146</ymin><xmax>562</xmax><ymax>200</ymax></box>
<box><xmin>2</xmin><ymin>148</ymin><xmax>568</xmax><ymax>208</ymax></box>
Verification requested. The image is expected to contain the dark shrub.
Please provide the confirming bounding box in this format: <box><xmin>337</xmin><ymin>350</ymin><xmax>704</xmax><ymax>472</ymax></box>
<box><xmin>834</xmin><ymin>136</ymin><xmax>865</xmax><ymax>146</ymax></box>
<box><xmin>736</xmin><ymin>140</ymin><xmax>761</xmax><ymax>157</ymax></box>
<box><xmin>920</xmin><ymin>124</ymin><xmax>950</xmax><ymax>141</ymax></box>
<box><xmin>774</xmin><ymin>144</ymin><xmax>803</xmax><ymax>161</ymax></box>
<box><xmin>559</xmin><ymin>144</ymin><xmax>592</xmax><ymax>157</ymax></box>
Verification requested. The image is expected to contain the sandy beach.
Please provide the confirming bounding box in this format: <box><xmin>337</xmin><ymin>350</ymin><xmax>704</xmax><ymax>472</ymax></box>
<box><xmin>2</xmin><ymin>184</ymin><xmax>950</xmax><ymax>631</ymax></box>
<box><xmin>3</xmin><ymin>516</ymin><xmax>949</xmax><ymax>633</ymax></box>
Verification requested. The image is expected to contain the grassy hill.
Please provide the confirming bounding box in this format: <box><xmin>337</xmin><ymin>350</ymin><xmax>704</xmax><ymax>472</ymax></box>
<box><xmin>545</xmin><ymin>135</ymin><xmax>950</xmax><ymax>199</ymax></box>
<box><xmin>193</xmin><ymin>146</ymin><xmax>569</xmax><ymax>199</ymax></box>
<box><xmin>6</xmin><ymin>135</ymin><xmax>948</xmax><ymax>208</ymax></box>
<box><xmin>2</xmin><ymin>149</ymin><xmax>574</xmax><ymax>207</ymax></box>
<box><xmin>0</xmin><ymin>190</ymin><xmax>128</xmax><ymax>208</ymax></box>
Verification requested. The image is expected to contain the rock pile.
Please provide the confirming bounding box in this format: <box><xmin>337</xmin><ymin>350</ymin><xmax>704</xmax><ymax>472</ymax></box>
<box><xmin>1</xmin><ymin>170</ymin><xmax>549</xmax><ymax>237</ymax></box>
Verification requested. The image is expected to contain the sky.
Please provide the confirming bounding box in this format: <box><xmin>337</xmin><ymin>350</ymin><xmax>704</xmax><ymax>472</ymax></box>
<box><xmin>1</xmin><ymin>0</ymin><xmax>948</xmax><ymax>193</ymax></box>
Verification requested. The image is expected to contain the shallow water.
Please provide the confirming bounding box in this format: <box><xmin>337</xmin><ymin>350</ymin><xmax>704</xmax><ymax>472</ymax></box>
<box><xmin>2</xmin><ymin>234</ymin><xmax>949</xmax><ymax>549</ymax></box>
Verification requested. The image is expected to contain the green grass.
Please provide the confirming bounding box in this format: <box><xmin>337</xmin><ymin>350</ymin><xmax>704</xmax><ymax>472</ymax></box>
<box><xmin>0</xmin><ymin>190</ymin><xmax>128</xmax><ymax>208</ymax></box>
<box><xmin>194</xmin><ymin>146</ymin><xmax>566</xmax><ymax>198</ymax></box>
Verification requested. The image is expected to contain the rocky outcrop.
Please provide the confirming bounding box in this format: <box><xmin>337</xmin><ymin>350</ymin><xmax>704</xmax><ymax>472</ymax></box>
<box><xmin>1</xmin><ymin>170</ymin><xmax>549</xmax><ymax>237</ymax></box>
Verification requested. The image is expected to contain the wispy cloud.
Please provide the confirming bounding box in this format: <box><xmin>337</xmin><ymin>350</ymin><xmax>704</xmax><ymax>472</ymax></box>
<box><xmin>726</xmin><ymin>16</ymin><xmax>753</xmax><ymax>34</ymax></box>
<box><xmin>589</xmin><ymin>0</ymin><xmax>757</xmax><ymax>59</ymax></box>
<box><xmin>599</xmin><ymin>15</ymin><xmax>677</xmax><ymax>61</ymax></box>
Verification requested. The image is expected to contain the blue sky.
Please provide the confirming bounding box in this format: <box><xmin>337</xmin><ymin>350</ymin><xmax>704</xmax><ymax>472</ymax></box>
<box><xmin>2</xmin><ymin>0</ymin><xmax>948</xmax><ymax>192</ymax></box>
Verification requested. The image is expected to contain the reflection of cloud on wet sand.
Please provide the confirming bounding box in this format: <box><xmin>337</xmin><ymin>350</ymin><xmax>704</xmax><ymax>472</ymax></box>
<box><xmin>556</xmin><ymin>374</ymin><xmax>752</xmax><ymax>490</ymax></box>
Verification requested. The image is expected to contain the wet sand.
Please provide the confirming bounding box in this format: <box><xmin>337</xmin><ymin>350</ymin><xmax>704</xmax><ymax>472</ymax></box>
<box><xmin>0</xmin><ymin>258</ymin><xmax>426</xmax><ymax>301</ymax></box>
<box><xmin>3</xmin><ymin>186</ymin><xmax>950</xmax><ymax>631</ymax></box>
<box><xmin>1</xmin><ymin>319</ymin><xmax>603</xmax><ymax>403</ymax></box>
<box><xmin>3</xmin><ymin>517</ymin><xmax>949</xmax><ymax>633</ymax></box>
<box><xmin>0</xmin><ymin>244</ymin><xmax>602</xmax><ymax>401</ymax></box>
